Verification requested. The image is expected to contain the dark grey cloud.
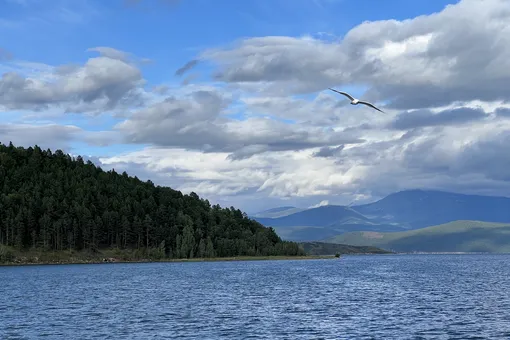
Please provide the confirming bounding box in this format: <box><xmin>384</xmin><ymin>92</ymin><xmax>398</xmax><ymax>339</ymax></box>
<box><xmin>337</xmin><ymin>123</ymin><xmax>510</xmax><ymax>201</ymax></box>
<box><xmin>0</xmin><ymin>124</ymin><xmax>80</xmax><ymax>151</ymax></box>
<box><xmin>175</xmin><ymin>59</ymin><xmax>199</xmax><ymax>77</ymax></box>
<box><xmin>373</xmin><ymin>80</ymin><xmax>510</xmax><ymax>111</ymax></box>
<box><xmin>495</xmin><ymin>107</ymin><xmax>510</xmax><ymax>118</ymax></box>
<box><xmin>455</xmin><ymin>131</ymin><xmax>510</xmax><ymax>182</ymax></box>
<box><xmin>312</xmin><ymin>145</ymin><xmax>344</xmax><ymax>158</ymax></box>
<box><xmin>389</xmin><ymin>107</ymin><xmax>487</xmax><ymax>130</ymax></box>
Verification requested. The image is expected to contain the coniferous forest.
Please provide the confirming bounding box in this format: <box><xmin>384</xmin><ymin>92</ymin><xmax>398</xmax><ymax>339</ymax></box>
<box><xmin>0</xmin><ymin>142</ymin><xmax>305</xmax><ymax>260</ymax></box>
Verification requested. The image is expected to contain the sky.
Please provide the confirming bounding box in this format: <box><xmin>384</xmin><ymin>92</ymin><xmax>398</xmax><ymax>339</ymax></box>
<box><xmin>1</xmin><ymin>0</ymin><xmax>510</xmax><ymax>214</ymax></box>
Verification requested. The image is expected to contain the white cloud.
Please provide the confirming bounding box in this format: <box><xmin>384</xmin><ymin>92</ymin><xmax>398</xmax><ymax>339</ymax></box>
<box><xmin>4</xmin><ymin>0</ymin><xmax>510</xmax><ymax>213</ymax></box>
<box><xmin>96</xmin><ymin>113</ymin><xmax>510</xmax><ymax>212</ymax></box>
<box><xmin>0</xmin><ymin>48</ymin><xmax>146</xmax><ymax>114</ymax></box>
<box><xmin>115</xmin><ymin>88</ymin><xmax>366</xmax><ymax>158</ymax></box>
<box><xmin>187</xmin><ymin>0</ymin><xmax>510</xmax><ymax>109</ymax></box>
<box><xmin>309</xmin><ymin>200</ymin><xmax>329</xmax><ymax>208</ymax></box>
<box><xmin>0</xmin><ymin>122</ymin><xmax>116</xmax><ymax>152</ymax></box>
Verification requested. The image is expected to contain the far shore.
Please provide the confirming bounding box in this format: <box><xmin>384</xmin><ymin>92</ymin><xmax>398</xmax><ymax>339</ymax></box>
<box><xmin>0</xmin><ymin>254</ymin><xmax>339</xmax><ymax>267</ymax></box>
<box><xmin>3</xmin><ymin>250</ymin><xmax>505</xmax><ymax>267</ymax></box>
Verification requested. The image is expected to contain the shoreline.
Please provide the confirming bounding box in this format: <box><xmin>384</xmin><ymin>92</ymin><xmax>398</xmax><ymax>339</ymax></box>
<box><xmin>0</xmin><ymin>255</ymin><xmax>337</xmax><ymax>267</ymax></box>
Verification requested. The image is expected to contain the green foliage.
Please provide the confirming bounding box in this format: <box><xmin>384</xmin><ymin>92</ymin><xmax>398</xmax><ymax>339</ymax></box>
<box><xmin>0</xmin><ymin>142</ymin><xmax>305</xmax><ymax>260</ymax></box>
<box><xmin>0</xmin><ymin>245</ymin><xmax>15</xmax><ymax>262</ymax></box>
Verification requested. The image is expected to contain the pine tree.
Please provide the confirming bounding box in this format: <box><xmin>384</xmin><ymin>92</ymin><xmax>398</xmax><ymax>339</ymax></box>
<box><xmin>0</xmin><ymin>142</ymin><xmax>305</xmax><ymax>258</ymax></box>
<box><xmin>205</xmin><ymin>236</ymin><xmax>215</xmax><ymax>258</ymax></box>
<box><xmin>197</xmin><ymin>238</ymin><xmax>206</xmax><ymax>258</ymax></box>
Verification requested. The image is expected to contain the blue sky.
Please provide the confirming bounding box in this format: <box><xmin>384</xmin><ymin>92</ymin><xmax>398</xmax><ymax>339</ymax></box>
<box><xmin>2</xmin><ymin>0</ymin><xmax>454</xmax><ymax>86</ymax></box>
<box><xmin>3</xmin><ymin>0</ymin><xmax>510</xmax><ymax>213</ymax></box>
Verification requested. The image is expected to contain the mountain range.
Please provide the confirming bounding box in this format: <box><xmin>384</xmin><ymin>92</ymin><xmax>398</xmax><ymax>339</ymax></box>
<box><xmin>250</xmin><ymin>190</ymin><xmax>510</xmax><ymax>252</ymax></box>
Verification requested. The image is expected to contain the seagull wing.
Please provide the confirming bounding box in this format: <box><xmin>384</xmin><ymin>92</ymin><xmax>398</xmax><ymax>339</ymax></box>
<box><xmin>328</xmin><ymin>88</ymin><xmax>355</xmax><ymax>101</ymax></box>
<box><xmin>358</xmin><ymin>100</ymin><xmax>385</xmax><ymax>113</ymax></box>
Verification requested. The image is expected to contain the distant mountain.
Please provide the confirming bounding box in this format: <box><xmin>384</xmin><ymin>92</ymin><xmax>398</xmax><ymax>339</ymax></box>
<box><xmin>251</xmin><ymin>206</ymin><xmax>304</xmax><ymax>218</ymax></box>
<box><xmin>353</xmin><ymin>189</ymin><xmax>510</xmax><ymax>228</ymax></box>
<box><xmin>254</xmin><ymin>205</ymin><xmax>370</xmax><ymax>227</ymax></box>
<box><xmin>324</xmin><ymin>220</ymin><xmax>510</xmax><ymax>253</ymax></box>
<box><xmin>300</xmin><ymin>242</ymin><xmax>392</xmax><ymax>255</ymax></box>
<box><xmin>253</xmin><ymin>189</ymin><xmax>510</xmax><ymax>242</ymax></box>
<box><xmin>252</xmin><ymin>205</ymin><xmax>405</xmax><ymax>241</ymax></box>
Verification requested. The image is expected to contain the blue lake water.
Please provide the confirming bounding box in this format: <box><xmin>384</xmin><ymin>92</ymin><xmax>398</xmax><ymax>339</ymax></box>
<box><xmin>1</xmin><ymin>254</ymin><xmax>510</xmax><ymax>339</ymax></box>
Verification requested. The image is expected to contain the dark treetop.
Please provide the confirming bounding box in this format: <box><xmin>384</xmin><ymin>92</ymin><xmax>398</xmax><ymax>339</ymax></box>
<box><xmin>0</xmin><ymin>142</ymin><xmax>304</xmax><ymax>259</ymax></box>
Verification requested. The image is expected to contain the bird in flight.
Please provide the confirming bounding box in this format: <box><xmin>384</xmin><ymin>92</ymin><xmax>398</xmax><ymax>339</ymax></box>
<box><xmin>328</xmin><ymin>88</ymin><xmax>384</xmax><ymax>113</ymax></box>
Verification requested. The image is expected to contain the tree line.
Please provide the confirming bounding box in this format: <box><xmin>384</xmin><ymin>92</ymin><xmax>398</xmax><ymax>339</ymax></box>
<box><xmin>0</xmin><ymin>142</ymin><xmax>304</xmax><ymax>258</ymax></box>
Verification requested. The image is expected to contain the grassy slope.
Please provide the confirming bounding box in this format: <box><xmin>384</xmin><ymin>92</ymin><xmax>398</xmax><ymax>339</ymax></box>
<box><xmin>324</xmin><ymin>220</ymin><xmax>510</xmax><ymax>253</ymax></box>
<box><xmin>300</xmin><ymin>242</ymin><xmax>392</xmax><ymax>255</ymax></box>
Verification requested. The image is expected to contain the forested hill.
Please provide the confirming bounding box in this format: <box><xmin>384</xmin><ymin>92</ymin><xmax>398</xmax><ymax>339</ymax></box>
<box><xmin>0</xmin><ymin>142</ymin><xmax>304</xmax><ymax>259</ymax></box>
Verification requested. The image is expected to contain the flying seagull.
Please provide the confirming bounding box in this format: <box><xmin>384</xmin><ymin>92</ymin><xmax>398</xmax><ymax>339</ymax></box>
<box><xmin>328</xmin><ymin>88</ymin><xmax>384</xmax><ymax>113</ymax></box>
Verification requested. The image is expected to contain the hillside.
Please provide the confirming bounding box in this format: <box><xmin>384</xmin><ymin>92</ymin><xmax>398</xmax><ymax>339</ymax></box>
<box><xmin>353</xmin><ymin>189</ymin><xmax>510</xmax><ymax>228</ymax></box>
<box><xmin>300</xmin><ymin>242</ymin><xmax>392</xmax><ymax>255</ymax></box>
<box><xmin>325</xmin><ymin>220</ymin><xmax>510</xmax><ymax>253</ymax></box>
<box><xmin>253</xmin><ymin>205</ymin><xmax>406</xmax><ymax>241</ymax></box>
<box><xmin>254</xmin><ymin>190</ymin><xmax>510</xmax><ymax>242</ymax></box>
<box><xmin>0</xmin><ymin>142</ymin><xmax>304</xmax><ymax>262</ymax></box>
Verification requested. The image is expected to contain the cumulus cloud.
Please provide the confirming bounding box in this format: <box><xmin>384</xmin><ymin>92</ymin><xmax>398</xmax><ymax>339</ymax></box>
<box><xmin>0</xmin><ymin>123</ymin><xmax>80</xmax><ymax>148</ymax></box>
<box><xmin>98</xmin><ymin>146</ymin><xmax>364</xmax><ymax>211</ymax></box>
<box><xmin>241</xmin><ymin>91</ymin><xmax>372</xmax><ymax>126</ymax></box>
<box><xmin>309</xmin><ymin>200</ymin><xmax>329</xmax><ymax>208</ymax></box>
<box><xmin>116</xmin><ymin>88</ymin><xmax>366</xmax><ymax>158</ymax></box>
<box><xmin>4</xmin><ymin>0</ymin><xmax>510</xmax><ymax>212</ymax></box>
<box><xmin>0</xmin><ymin>123</ymin><xmax>114</xmax><ymax>152</ymax></box>
<box><xmin>0</xmin><ymin>47</ymin><xmax>145</xmax><ymax>113</ymax></box>
<box><xmin>186</xmin><ymin>0</ymin><xmax>510</xmax><ymax>110</ymax></box>
<box><xmin>101</xmin><ymin>114</ymin><xmax>510</xmax><ymax>212</ymax></box>
<box><xmin>389</xmin><ymin>107</ymin><xmax>489</xmax><ymax>130</ymax></box>
<box><xmin>87</xmin><ymin>47</ymin><xmax>131</xmax><ymax>63</ymax></box>
<box><xmin>312</xmin><ymin>145</ymin><xmax>344</xmax><ymax>158</ymax></box>
<box><xmin>495</xmin><ymin>108</ymin><xmax>510</xmax><ymax>118</ymax></box>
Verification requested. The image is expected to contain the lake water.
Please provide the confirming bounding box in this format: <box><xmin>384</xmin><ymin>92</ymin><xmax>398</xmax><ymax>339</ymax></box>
<box><xmin>1</xmin><ymin>254</ymin><xmax>510</xmax><ymax>339</ymax></box>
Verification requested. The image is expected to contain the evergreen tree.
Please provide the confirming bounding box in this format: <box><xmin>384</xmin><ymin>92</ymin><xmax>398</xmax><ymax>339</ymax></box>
<box><xmin>0</xmin><ymin>142</ymin><xmax>306</xmax><ymax>258</ymax></box>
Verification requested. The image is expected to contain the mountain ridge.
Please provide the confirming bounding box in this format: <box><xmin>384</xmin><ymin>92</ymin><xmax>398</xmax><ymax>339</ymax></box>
<box><xmin>252</xmin><ymin>189</ymin><xmax>510</xmax><ymax>243</ymax></box>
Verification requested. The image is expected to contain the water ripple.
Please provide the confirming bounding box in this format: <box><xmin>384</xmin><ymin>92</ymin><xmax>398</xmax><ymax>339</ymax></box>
<box><xmin>1</xmin><ymin>254</ymin><xmax>510</xmax><ymax>339</ymax></box>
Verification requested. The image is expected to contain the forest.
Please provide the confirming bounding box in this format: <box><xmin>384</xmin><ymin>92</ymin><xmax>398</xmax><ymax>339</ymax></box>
<box><xmin>0</xmin><ymin>142</ymin><xmax>305</xmax><ymax>259</ymax></box>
